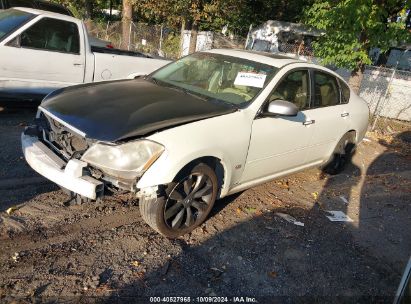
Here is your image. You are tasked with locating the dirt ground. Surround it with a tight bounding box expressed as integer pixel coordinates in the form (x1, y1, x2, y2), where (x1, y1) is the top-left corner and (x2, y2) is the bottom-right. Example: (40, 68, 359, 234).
(0, 104, 410, 303)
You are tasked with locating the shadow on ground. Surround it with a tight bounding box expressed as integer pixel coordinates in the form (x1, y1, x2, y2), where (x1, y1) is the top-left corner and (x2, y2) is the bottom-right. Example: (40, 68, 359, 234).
(102, 132, 411, 303)
(0, 105, 409, 303)
(0, 102, 56, 211)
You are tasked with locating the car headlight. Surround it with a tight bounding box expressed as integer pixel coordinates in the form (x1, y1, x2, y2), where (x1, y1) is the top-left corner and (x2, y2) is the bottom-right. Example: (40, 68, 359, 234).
(81, 140, 164, 179)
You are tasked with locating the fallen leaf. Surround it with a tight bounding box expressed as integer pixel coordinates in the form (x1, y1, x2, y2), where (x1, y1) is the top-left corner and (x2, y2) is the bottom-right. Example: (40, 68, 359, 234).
(311, 192, 319, 200)
(12, 252, 19, 262)
(244, 207, 257, 214)
(268, 271, 277, 278)
(6, 207, 19, 215)
(254, 210, 263, 216)
(130, 261, 141, 267)
(201, 226, 208, 234)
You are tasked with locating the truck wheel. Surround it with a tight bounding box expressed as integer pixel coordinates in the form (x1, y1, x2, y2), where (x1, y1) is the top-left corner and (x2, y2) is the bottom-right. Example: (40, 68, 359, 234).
(139, 163, 218, 238)
(322, 132, 356, 175)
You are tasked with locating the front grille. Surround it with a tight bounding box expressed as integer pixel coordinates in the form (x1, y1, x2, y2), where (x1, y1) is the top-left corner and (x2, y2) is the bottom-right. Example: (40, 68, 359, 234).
(40, 113, 90, 160)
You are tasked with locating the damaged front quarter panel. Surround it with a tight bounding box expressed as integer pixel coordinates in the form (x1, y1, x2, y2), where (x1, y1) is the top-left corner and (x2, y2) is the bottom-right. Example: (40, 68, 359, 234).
(136, 185, 160, 200)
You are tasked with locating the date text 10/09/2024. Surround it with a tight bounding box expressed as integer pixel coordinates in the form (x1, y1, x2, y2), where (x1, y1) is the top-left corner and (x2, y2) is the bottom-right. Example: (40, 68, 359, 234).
(149, 297, 257, 303)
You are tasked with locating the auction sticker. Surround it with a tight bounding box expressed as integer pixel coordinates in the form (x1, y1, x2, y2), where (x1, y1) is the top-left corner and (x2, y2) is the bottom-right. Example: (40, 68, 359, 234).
(234, 72, 267, 88)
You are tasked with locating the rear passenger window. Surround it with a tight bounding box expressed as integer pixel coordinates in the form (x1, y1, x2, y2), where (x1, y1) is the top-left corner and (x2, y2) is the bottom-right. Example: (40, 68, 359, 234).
(313, 72, 340, 107)
(340, 81, 350, 104)
(269, 70, 310, 110)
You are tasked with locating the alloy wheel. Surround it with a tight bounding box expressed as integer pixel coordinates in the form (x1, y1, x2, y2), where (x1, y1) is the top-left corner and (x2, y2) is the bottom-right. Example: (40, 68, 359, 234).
(164, 173, 213, 231)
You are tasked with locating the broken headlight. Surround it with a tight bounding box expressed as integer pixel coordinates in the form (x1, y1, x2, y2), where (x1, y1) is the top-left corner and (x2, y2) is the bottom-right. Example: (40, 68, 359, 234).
(81, 140, 164, 180)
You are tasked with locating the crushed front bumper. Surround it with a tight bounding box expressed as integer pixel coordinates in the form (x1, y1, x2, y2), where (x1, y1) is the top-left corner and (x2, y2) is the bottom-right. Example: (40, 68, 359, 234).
(21, 132, 104, 200)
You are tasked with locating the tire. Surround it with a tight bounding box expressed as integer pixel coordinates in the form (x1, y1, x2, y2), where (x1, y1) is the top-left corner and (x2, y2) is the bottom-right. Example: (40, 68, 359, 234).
(322, 132, 356, 175)
(139, 163, 218, 238)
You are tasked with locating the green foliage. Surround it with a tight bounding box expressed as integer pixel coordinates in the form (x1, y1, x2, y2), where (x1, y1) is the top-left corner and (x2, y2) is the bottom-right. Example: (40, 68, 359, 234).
(134, 0, 241, 31)
(162, 33, 182, 59)
(133, 0, 316, 35)
(304, 0, 411, 70)
(51, 0, 121, 20)
(50, 0, 315, 35)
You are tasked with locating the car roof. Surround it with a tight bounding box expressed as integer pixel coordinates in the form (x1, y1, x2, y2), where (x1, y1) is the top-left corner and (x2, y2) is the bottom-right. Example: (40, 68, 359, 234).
(205, 49, 304, 68)
(13, 7, 78, 22)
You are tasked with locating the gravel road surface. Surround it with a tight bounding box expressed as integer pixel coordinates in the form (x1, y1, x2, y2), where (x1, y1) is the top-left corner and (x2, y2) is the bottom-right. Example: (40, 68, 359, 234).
(0, 104, 410, 303)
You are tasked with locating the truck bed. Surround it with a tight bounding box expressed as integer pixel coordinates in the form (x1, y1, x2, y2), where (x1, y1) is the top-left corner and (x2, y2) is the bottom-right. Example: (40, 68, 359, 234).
(91, 46, 152, 58)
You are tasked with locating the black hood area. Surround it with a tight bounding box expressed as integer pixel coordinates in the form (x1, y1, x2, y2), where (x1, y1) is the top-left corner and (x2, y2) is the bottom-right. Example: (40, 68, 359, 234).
(40, 79, 236, 142)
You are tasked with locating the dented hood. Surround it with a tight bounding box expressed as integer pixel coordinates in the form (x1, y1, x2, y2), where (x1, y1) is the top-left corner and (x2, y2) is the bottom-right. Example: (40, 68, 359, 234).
(40, 79, 236, 142)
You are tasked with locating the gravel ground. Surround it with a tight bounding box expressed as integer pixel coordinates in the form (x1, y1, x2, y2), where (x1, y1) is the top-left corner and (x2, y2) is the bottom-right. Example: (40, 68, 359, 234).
(0, 104, 410, 303)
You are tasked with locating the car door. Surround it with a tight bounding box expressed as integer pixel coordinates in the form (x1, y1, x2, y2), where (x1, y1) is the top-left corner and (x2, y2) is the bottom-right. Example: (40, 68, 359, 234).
(240, 69, 316, 183)
(303, 70, 350, 163)
(0, 16, 84, 96)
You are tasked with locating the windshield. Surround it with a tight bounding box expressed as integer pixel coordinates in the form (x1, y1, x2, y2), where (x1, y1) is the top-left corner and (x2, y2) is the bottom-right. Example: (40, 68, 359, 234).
(151, 53, 278, 107)
(0, 9, 34, 41)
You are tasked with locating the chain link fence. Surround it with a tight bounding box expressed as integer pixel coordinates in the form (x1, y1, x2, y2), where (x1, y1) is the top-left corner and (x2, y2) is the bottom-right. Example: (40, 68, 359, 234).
(212, 32, 247, 50)
(358, 66, 411, 128)
(85, 21, 247, 60)
(85, 21, 181, 59)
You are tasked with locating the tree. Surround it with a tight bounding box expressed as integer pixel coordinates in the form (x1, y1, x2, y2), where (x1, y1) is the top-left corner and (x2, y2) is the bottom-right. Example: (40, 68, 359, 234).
(51, 0, 117, 19)
(304, 0, 411, 92)
(121, 0, 133, 50)
(135, 0, 242, 53)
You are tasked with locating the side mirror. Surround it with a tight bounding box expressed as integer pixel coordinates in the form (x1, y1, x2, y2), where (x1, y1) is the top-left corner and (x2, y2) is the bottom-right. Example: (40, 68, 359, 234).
(264, 99, 298, 117)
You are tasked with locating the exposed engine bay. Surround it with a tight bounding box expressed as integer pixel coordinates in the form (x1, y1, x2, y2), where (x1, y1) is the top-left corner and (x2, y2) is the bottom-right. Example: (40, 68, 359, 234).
(24, 112, 137, 194)
(38, 113, 92, 161)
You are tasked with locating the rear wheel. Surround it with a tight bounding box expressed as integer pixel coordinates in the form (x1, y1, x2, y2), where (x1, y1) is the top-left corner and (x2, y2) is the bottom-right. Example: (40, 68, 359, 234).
(139, 163, 218, 238)
(322, 132, 356, 175)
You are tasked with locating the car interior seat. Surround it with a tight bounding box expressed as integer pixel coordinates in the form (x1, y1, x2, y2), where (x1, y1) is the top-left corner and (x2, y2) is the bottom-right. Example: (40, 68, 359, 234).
(208, 69, 222, 93)
(294, 76, 308, 109)
(319, 83, 337, 106)
(47, 31, 70, 52)
(220, 66, 258, 102)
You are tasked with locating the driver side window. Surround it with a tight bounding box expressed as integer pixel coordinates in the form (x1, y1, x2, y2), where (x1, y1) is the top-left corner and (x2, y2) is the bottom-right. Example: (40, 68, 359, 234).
(269, 70, 309, 110)
(18, 17, 80, 54)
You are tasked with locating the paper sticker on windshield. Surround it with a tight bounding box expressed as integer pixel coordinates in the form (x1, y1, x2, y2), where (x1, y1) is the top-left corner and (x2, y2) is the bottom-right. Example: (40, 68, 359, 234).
(234, 72, 267, 88)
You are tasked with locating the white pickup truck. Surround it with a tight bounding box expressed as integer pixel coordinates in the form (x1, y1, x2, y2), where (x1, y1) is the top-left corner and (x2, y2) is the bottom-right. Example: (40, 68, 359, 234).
(0, 8, 170, 101)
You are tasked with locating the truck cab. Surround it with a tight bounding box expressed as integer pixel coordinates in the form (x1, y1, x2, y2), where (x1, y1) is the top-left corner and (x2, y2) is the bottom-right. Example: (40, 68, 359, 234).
(0, 8, 170, 101)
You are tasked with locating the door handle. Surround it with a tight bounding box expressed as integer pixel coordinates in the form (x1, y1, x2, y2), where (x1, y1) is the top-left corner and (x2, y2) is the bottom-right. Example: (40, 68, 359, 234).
(341, 112, 349, 117)
(303, 120, 315, 126)
(73, 63, 83, 66)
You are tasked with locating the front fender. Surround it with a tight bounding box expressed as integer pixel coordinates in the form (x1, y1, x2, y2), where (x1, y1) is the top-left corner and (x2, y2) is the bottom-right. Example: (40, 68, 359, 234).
(136, 110, 254, 198)
(136, 149, 233, 197)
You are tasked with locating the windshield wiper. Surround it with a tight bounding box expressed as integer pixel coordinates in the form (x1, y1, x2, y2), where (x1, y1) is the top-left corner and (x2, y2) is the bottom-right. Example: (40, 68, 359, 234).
(147, 77, 238, 109)
(206, 97, 239, 109)
(150, 79, 206, 100)
(145, 75, 159, 84)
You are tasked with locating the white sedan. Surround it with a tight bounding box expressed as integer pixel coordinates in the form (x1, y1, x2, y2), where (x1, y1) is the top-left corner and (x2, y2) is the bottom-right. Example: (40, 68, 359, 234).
(22, 49, 369, 237)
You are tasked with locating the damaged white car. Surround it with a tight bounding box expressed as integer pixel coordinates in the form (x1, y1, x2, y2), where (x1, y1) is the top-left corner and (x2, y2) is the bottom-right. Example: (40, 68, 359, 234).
(22, 49, 369, 237)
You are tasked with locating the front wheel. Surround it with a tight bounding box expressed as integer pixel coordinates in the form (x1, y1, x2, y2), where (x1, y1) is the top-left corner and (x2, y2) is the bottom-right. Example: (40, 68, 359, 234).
(139, 163, 218, 238)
